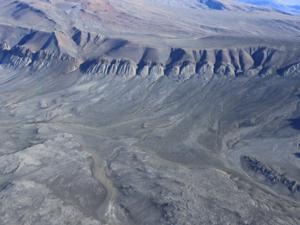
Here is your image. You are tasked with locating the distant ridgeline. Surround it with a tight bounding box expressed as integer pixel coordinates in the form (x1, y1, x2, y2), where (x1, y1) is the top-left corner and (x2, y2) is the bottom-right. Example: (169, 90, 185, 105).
(240, 0, 300, 14)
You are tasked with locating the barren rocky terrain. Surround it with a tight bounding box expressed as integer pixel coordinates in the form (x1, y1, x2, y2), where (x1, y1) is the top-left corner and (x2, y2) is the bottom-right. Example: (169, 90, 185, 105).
(0, 0, 299, 225)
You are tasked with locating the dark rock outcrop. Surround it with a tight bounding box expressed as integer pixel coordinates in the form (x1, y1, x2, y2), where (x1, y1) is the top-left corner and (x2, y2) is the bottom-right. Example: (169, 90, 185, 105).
(241, 155, 300, 195)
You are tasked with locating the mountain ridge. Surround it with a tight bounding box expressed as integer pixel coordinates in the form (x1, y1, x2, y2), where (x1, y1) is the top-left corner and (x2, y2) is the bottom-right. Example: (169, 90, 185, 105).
(1, 24, 300, 81)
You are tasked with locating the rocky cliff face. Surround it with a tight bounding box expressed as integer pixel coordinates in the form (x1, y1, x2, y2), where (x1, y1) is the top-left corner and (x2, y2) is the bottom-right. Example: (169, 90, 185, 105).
(0, 25, 300, 81)
(79, 46, 300, 80)
(0, 27, 79, 73)
(0, 44, 78, 72)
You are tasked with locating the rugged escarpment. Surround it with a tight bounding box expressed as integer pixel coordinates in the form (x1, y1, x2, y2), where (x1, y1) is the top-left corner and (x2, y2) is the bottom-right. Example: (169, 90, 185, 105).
(80, 46, 300, 80)
(0, 44, 77, 72)
(1, 25, 300, 80)
(0, 26, 79, 72)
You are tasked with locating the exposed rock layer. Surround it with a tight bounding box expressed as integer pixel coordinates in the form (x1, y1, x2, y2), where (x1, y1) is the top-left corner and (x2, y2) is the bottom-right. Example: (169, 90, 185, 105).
(1, 26, 300, 79)
(241, 155, 300, 197)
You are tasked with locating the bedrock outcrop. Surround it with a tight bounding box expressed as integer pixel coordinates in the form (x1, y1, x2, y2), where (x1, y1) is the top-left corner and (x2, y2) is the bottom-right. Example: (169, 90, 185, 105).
(80, 46, 300, 80)
(1, 25, 300, 80)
